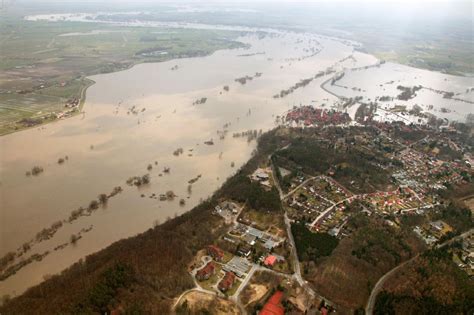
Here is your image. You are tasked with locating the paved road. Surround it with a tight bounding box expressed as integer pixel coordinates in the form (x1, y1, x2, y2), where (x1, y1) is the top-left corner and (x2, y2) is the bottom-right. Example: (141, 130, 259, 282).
(365, 228, 474, 315)
(310, 196, 352, 227)
(365, 254, 418, 315)
(282, 176, 318, 200)
(284, 213, 317, 298)
(437, 228, 473, 249)
(233, 264, 258, 300)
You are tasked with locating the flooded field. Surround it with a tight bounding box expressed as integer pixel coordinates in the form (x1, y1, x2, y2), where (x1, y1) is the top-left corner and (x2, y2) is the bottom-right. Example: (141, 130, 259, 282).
(324, 61, 474, 123)
(1, 17, 472, 297)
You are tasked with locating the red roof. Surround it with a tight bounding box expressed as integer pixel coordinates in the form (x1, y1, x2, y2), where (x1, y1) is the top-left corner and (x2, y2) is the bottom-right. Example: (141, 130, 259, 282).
(207, 245, 224, 260)
(260, 291, 284, 315)
(196, 261, 215, 278)
(264, 255, 277, 266)
(218, 271, 235, 291)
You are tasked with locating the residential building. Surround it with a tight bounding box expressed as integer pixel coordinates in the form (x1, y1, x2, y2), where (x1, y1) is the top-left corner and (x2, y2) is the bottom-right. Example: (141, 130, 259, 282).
(207, 245, 224, 261)
(196, 261, 215, 281)
(218, 271, 236, 292)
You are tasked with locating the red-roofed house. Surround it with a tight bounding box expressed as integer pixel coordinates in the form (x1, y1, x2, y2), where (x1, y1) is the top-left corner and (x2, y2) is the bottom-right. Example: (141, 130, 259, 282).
(196, 261, 215, 281)
(218, 271, 235, 292)
(207, 245, 224, 262)
(264, 255, 277, 267)
(260, 291, 285, 315)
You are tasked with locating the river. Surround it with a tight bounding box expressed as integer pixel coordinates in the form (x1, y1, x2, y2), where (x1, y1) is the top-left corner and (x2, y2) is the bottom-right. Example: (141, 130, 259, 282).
(0, 17, 472, 298)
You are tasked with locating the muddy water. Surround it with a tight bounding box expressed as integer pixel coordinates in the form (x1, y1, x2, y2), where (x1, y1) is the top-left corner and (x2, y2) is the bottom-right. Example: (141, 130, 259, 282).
(3, 16, 472, 296)
(0, 31, 361, 296)
(325, 62, 474, 122)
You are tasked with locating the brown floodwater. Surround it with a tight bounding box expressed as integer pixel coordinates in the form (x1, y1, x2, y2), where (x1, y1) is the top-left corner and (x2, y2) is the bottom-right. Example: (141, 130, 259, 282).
(0, 30, 356, 296)
(2, 20, 471, 297)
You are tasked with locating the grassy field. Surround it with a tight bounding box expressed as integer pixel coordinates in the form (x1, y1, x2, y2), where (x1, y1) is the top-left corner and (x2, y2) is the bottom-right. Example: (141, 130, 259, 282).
(135, 4, 473, 76)
(0, 13, 244, 135)
(356, 30, 474, 76)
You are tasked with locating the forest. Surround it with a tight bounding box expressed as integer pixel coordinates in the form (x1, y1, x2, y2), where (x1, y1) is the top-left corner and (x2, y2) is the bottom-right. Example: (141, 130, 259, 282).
(291, 222, 339, 262)
(375, 247, 474, 315)
(273, 135, 393, 193)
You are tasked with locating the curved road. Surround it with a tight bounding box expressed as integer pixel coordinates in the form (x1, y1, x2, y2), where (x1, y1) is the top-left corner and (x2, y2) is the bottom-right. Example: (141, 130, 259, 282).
(365, 228, 474, 315)
(365, 254, 418, 315)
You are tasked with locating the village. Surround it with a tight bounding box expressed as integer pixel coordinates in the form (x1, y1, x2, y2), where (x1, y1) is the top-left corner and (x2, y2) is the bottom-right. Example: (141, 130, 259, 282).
(173, 105, 473, 314)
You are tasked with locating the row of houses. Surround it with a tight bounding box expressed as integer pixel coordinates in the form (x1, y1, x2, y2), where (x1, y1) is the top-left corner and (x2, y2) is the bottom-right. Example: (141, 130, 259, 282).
(285, 106, 351, 127)
(195, 245, 239, 293)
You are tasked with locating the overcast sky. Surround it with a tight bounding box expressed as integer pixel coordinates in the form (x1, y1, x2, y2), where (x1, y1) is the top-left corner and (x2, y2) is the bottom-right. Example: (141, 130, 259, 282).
(8, 0, 472, 20)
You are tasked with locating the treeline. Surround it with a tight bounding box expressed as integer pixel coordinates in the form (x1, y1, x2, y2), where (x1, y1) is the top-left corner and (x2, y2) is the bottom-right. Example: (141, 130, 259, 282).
(375, 247, 474, 315)
(273, 136, 392, 193)
(349, 214, 413, 266)
(74, 263, 135, 314)
(433, 201, 473, 234)
(221, 174, 281, 212)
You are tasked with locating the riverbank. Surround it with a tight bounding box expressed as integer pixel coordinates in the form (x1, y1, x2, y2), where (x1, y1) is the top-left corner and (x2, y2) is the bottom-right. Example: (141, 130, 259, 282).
(0, 13, 246, 136)
(0, 127, 284, 313)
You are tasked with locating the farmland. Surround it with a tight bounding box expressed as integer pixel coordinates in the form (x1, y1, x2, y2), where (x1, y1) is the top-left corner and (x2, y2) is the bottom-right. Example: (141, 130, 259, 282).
(0, 13, 244, 135)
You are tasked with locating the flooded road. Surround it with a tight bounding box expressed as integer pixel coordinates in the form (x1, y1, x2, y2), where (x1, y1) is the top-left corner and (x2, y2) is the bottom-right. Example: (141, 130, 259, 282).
(1, 19, 472, 297)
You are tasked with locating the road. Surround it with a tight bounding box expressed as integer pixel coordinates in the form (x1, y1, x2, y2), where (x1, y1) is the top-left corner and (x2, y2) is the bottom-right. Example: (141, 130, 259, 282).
(284, 213, 317, 298)
(437, 228, 473, 249)
(365, 228, 474, 315)
(282, 176, 318, 200)
(310, 196, 352, 228)
(270, 155, 285, 199)
(176, 158, 344, 313)
(365, 254, 418, 315)
(232, 264, 258, 303)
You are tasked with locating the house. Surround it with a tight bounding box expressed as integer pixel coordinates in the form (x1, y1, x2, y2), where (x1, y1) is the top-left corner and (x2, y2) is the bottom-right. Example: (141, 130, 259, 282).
(223, 201, 239, 213)
(237, 244, 252, 257)
(260, 290, 285, 315)
(247, 226, 265, 239)
(243, 234, 257, 245)
(428, 220, 452, 239)
(264, 255, 277, 267)
(252, 168, 270, 182)
(263, 238, 278, 250)
(218, 271, 236, 292)
(196, 261, 215, 281)
(207, 245, 224, 261)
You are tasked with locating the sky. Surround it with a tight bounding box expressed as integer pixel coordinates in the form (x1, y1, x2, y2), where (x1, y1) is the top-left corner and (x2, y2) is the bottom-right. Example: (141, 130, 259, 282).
(7, 0, 472, 20)
(13, 0, 474, 3)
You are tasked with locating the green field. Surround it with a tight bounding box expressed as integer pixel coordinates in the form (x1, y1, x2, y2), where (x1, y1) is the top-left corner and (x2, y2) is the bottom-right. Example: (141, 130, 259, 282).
(0, 13, 244, 135)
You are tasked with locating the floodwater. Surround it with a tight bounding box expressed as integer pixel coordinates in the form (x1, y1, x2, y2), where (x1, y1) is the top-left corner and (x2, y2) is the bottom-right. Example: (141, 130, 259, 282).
(325, 62, 474, 122)
(1, 18, 472, 298)
(0, 28, 357, 297)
